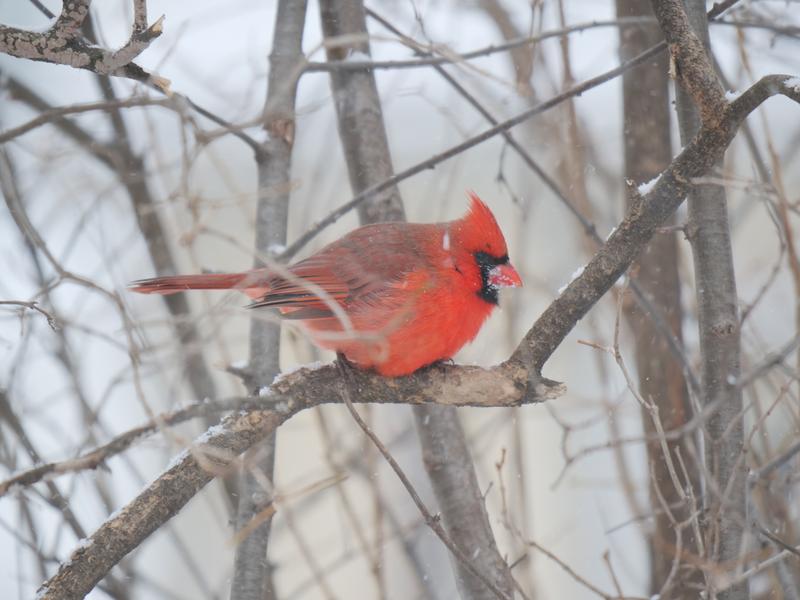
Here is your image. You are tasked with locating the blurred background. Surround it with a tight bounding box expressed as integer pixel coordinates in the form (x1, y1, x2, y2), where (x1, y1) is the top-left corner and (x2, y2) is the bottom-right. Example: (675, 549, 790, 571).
(1, 0, 799, 598)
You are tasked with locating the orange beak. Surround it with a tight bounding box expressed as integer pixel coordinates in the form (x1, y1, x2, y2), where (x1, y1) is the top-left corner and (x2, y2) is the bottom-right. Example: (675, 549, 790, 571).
(488, 263, 523, 289)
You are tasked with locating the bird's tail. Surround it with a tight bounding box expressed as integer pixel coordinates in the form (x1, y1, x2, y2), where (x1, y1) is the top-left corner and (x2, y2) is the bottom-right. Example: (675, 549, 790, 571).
(129, 272, 254, 296)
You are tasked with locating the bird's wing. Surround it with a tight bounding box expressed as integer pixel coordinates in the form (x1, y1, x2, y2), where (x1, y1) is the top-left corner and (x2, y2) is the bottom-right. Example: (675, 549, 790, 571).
(248, 224, 433, 320)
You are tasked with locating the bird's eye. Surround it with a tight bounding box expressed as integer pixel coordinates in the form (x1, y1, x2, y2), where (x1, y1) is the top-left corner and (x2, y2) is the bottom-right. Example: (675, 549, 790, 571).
(474, 251, 509, 267)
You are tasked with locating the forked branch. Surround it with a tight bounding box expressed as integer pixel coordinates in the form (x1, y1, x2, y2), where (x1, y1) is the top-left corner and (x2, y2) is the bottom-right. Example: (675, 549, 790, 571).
(0, 0, 168, 90)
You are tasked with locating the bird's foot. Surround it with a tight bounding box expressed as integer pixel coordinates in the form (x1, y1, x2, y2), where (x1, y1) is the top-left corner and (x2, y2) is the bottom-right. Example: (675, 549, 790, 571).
(335, 352, 362, 381)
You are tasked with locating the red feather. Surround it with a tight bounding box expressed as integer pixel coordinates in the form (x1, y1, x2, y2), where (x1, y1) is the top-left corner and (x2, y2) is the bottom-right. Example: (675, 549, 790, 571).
(130, 194, 522, 376)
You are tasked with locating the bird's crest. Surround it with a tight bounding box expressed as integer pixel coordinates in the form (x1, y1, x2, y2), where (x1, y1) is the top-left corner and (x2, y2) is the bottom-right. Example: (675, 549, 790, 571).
(456, 192, 509, 259)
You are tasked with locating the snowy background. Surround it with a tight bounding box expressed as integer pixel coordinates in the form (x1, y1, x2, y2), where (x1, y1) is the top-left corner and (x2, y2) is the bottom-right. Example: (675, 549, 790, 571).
(1, 0, 799, 598)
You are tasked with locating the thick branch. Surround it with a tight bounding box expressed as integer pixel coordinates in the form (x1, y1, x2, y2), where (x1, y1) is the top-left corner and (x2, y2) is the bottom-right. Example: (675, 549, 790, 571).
(230, 2, 308, 599)
(656, 0, 745, 597)
(651, 0, 727, 124)
(318, 0, 404, 222)
(511, 74, 800, 372)
(319, 2, 513, 595)
(616, 1, 702, 595)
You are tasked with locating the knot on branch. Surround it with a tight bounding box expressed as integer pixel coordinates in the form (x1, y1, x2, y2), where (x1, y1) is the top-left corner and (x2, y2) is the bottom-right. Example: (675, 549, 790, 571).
(709, 320, 737, 337)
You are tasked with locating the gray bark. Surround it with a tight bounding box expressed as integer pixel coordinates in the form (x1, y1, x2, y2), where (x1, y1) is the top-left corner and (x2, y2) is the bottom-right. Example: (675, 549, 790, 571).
(413, 405, 514, 599)
(230, 2, 308, 599)
(616, 1, 702, 596)
(319, 2, 514, 598)
(318, 0, 404, 224)
(656, 0, 747, 597)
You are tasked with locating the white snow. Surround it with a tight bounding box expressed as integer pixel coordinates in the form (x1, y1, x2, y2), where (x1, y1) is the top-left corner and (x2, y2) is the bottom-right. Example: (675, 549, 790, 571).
(724, 89, 741, 101)
(442, 230, 450, 251)
(56, 535, 98, 571)
(195, 424, 226, 444)
(271, 361, 324, 387)
(558, 265, 585, 294)
(165, 448, 191, 470)
(784, 77, 800, 94)
(605, 226, 617, 241)
(637, 175, 660, 196)
(267, 243, 286, 256)
(75, 537, 94, 551)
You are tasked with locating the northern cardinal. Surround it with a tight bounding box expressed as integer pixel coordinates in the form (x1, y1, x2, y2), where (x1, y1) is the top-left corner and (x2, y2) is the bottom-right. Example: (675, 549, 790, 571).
(130, 193, 522, 376)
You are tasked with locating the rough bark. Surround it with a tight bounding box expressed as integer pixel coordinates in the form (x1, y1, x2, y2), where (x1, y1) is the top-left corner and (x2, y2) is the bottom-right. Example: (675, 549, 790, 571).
(230, 2, 308, 599)
(0, 0, 166, 88)
(651, 1, 746, 598)
(318, 0, 404, 224)
(616, 1, 702, 596)
(319, 2, 514, 598)
(414, 405, 514, 599)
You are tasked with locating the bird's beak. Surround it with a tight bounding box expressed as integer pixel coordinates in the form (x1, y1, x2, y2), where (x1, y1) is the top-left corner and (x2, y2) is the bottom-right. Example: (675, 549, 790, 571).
(488, 263, 523, 288)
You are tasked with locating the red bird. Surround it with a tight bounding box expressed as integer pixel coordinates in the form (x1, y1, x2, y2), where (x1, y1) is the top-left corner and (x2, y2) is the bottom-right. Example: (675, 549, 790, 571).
(130, 193, 522, 376)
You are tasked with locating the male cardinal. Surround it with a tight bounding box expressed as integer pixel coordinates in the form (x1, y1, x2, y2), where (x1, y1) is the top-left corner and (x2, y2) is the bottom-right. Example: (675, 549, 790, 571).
(130, 193, 522, 376)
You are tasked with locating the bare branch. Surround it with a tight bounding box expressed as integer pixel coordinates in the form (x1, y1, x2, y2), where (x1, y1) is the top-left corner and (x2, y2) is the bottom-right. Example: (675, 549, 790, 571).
(280, 39, 665, 261)
(654, 1, 747, 597)
(0, 300, 58, 330)
(0, 96, 170, 144)
(0, 0, 167, 88)
(511, 72, 800, 372)
(0, 397, 242, 497)
(305, 18, 656, 72)
(281, 0, 745, 259)
(230, 2, 308, 598)
(35, 361, 561, 599)
(652, 0, 727, 124)
(337, 361, 514, 600)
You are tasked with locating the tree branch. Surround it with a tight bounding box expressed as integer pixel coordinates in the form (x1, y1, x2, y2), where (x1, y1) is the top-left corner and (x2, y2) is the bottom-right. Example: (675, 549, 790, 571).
(510, 73, 800, 372)
(230, 2, 308, 599)
(652, 1, 746, 597)
(616, 0, 703, 594)
(0, 397, 242, 497)
(0, 95, 170, 144)
(0, 0, 167, 89)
